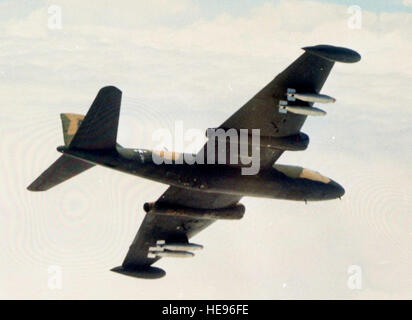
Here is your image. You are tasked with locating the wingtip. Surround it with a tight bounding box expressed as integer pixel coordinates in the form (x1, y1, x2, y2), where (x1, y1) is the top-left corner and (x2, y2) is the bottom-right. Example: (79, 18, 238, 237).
(99, 85, 122, 95)
(302, 44, 361, 63)
(111, 266, 166, 279)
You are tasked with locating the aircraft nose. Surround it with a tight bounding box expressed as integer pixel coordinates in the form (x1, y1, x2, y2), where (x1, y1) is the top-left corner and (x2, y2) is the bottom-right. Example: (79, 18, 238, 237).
(328, 180, 345, 199)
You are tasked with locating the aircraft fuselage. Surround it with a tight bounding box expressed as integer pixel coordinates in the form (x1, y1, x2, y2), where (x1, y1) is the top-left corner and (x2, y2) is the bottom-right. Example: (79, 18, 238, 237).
(58, 146, 344, 202)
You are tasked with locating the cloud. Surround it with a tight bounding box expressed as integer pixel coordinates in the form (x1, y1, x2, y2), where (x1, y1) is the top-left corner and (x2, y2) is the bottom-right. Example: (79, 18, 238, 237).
(1, 0, 197, 37)
(403, 0, 412, 7)
(0, 0, 411, 299)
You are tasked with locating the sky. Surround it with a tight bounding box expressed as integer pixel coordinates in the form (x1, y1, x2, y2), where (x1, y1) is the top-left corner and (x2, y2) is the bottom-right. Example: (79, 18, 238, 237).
(0, 0, 411, 299)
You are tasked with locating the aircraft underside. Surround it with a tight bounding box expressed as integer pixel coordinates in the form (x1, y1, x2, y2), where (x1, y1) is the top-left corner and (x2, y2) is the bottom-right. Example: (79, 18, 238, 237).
(59, 146, 345, 202)
(27, 44, 360, 279)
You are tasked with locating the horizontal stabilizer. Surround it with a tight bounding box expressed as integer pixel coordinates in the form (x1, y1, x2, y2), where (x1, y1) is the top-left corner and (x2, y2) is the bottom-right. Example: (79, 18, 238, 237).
(27, 155, 94, 191)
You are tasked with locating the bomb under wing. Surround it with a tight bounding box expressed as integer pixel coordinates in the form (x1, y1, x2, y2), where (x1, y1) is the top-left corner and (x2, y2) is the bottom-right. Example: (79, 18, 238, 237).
(148, 250, 195, 258)
(285, 105, 327, 116)
(288, 92, 336, 104)
(161, 243, 203, 251)
(147, 240, 202, 258)
(151, 240, 203, 252)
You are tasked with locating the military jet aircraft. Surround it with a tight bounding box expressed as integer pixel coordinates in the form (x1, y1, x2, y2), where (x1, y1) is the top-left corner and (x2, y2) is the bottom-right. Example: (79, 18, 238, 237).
(28, 45, 361, 279)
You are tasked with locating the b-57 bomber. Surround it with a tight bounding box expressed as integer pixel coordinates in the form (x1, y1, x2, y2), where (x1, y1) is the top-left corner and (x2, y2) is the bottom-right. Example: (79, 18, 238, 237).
(28, 44, 361, 279)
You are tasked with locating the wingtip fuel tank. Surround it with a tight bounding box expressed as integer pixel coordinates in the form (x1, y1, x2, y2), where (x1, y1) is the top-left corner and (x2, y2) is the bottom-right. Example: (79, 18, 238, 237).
(111, 266, 166, 279)
(302, 44, 361, 63)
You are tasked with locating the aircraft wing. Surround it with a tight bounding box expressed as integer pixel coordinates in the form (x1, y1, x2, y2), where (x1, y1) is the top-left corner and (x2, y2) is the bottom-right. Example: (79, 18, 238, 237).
(113, 45, 360, 278)
(216, 44, 360, 167)
(116, 187, 242, 276)
(217, 53, 329, 167)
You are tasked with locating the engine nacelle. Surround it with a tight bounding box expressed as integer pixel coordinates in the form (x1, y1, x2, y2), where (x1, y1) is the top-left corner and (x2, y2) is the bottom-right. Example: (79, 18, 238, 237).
(144, 202, 245, 220)
(205, 128, 309, 151)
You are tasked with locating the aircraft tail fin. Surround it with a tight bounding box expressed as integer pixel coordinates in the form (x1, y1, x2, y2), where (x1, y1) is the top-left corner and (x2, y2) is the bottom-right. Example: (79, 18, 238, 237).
(27, 86, 122, 191)
(68, 86, 122, 150)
